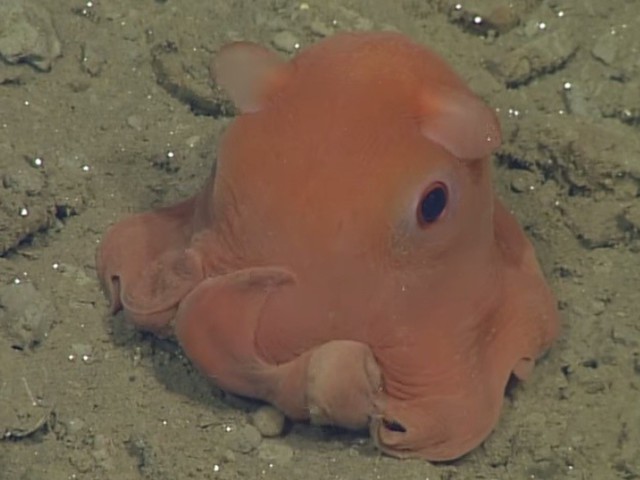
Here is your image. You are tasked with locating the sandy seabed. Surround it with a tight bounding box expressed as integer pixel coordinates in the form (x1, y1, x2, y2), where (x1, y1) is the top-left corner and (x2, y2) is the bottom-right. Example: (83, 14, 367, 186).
(1, 1, 638, 479)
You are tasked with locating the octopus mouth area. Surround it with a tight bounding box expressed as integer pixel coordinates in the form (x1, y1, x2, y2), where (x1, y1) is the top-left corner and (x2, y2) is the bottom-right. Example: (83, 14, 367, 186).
(369, 412, 458, 461)
(381, 417, 407, 432)
(369, 416, 416, 459)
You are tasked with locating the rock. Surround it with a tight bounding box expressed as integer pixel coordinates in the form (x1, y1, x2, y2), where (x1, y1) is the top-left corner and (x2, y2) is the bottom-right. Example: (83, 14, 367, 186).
(0, 119, 53, 257)
(271, 31, 300, 53)
(596, 80, 640, 126)
(490, 31, 577, 87)
(250, 405, 285, 437)
(70, 343, 95, 364)
(591, 31, 618, 66)
(257, 441, 294, 464)
(0, 0, 62, 72)
(80, 40, 107, 77)
(2, 162, 45, 194)
(151, 41, 233, 116)
(0, 281, 55, 349)
(562, 197, 627, 249)
(448, 1, 523, 35)
(92, 434, 115, 471)
(309, 20, 334, 37)
(0, 61, 30, 84)
(622, 203, 640, 232)
(224, 424, 262, 454)
(509, 170, 539, 193)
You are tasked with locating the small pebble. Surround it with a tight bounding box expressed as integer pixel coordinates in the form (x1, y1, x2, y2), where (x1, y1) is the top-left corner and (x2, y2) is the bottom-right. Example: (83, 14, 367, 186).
(0, 282, 55, 349)
(257, 441, 294, 464)
(309, 20, 333, 37)
(225, 424, 262, 453)
(80, 41, 107, 76)
(591, 32, 618, 66)
(66, 418, 86, 435)
(221, 449, 236, 463)
(185, 135, 201, 148)
(510, 171, 538, 193)
(70, 343, 96, 364)
(486, 5, 519, 33)
(623, 203, 640, 230)
(272, 31, 300, 53)
(127, 115, 144, 131)
(251, 405, 285, 437)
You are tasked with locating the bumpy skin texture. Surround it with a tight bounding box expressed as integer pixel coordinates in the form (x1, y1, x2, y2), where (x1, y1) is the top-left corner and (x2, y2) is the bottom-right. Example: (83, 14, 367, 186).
(96, 32, 559, 461)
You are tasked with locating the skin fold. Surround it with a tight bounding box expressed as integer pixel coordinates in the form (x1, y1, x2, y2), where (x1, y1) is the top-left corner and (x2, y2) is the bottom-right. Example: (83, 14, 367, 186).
(96, 31, 559, 461)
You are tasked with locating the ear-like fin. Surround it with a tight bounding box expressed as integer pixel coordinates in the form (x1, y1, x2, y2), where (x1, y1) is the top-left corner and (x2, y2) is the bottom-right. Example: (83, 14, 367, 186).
(418, 87, 501, 160)
(212, 41, 291, 113)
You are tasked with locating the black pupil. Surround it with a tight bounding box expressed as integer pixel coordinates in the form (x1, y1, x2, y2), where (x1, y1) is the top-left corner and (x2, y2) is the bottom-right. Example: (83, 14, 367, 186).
(419, 185, 447, 224)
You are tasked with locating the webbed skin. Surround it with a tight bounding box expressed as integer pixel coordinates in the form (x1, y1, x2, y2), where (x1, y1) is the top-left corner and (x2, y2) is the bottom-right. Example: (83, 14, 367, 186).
(97, 32, 559, 460)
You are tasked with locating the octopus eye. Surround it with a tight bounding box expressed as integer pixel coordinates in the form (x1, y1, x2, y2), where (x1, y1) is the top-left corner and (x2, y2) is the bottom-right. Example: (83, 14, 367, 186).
(418, 183, 448, 226)
(382, 418, 407, 433)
